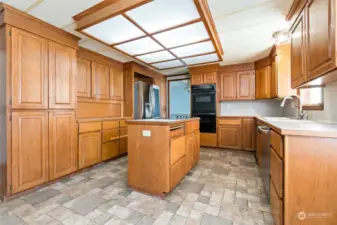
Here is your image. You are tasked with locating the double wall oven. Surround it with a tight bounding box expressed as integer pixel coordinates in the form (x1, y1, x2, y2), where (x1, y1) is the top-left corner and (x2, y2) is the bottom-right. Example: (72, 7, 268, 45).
(191, 84, 216, 133)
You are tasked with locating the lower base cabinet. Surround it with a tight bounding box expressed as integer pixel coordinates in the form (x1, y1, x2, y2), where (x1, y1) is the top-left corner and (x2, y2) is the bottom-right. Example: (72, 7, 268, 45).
(186, 130, 200, 171)
(79, 132, 102, 169)
(49, 111, 77, 180)
(120, 137, 128, 154)
(102, 140, 119, 161)
(11, 111, 49, 194)
(200, 133, 217, 147)
(217, 118, 255, 151)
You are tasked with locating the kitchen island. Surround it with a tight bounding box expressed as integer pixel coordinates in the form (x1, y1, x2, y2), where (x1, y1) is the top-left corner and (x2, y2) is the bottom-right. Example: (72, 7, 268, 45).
(126, 118, 200, 196)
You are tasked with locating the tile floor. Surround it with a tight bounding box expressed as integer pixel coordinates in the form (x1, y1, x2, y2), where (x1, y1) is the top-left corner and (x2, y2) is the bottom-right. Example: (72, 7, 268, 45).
(0, 148, 274, 225)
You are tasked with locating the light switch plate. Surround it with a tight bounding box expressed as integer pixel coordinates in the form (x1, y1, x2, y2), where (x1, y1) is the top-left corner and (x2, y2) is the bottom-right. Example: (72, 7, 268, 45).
(142, 130, 151, 137)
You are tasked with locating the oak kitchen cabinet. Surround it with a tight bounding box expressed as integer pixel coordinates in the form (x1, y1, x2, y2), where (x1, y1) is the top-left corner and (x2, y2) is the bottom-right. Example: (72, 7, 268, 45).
(289, 0, 337, 87)
(218, 117, 256, 151)
(49, 111, 77, 180)
(186, 121, 200, 171)
(49, 41, 76, 109)
(255, 65, 271, 99)
(11, 27, 49, 110)
(220, 72, 236, 100)
(191, 72, 217, 85)
(79, 131, 102, 169)
(92, 62, 110, 100)
(1, 5, 80, 197)
(110, 67, 123, 100)
(11, 111, 49, 194)
(218, 118, 242, 149)
(77, 58, 91, 98)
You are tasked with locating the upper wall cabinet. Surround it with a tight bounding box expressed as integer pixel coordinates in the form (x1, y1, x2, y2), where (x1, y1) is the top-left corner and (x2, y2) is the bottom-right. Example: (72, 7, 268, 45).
(92, 62, 110, 100)
(189, 64, 219, 86)
(290, 0, 337, 87)
(220, 72, 237, 100)
(255, 66, 271, 99)
(237, 71, 255, 100)
(110, 67, 123, 100)
(11, 27, 48, 109)
(77, 58, 92, 98)
(49, 41, 76, 109)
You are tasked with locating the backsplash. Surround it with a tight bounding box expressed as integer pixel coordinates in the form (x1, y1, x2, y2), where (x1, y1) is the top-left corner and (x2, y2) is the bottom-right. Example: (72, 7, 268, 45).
(220, 99, 291, 117)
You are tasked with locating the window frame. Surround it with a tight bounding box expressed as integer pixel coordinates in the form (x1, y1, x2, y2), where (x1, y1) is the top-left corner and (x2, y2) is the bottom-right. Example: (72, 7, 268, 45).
(297, 85, 324, 111)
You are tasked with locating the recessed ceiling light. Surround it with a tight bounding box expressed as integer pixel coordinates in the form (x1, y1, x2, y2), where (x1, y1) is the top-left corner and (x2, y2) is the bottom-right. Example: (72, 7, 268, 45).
(182, 53, 219, 65)
(83, 15, 145, 44)
(153, 22, 209, 48)
(171, 41, 215, 58)
(136, 51, 176, 64)
(115, 37, 164, 56)
(152, 60, 184, 69)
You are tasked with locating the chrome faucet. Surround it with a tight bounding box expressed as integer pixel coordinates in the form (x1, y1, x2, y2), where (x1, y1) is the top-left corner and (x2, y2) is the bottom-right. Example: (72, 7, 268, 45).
(280, 95, 306, 119)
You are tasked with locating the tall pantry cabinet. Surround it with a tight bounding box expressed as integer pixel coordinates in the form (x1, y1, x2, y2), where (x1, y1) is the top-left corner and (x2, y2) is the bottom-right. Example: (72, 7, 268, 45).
(0, 4, 80, 198)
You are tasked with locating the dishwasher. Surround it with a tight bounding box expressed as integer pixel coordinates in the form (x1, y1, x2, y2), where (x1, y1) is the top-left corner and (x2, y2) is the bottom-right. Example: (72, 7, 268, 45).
(257, 125, 271, 197)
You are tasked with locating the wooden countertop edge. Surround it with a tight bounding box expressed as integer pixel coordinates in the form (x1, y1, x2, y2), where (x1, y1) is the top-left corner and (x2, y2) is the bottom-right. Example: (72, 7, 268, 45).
(77, 117, 132, 123)
(126, 118, 200, 125)
(217, 116, 256, 118)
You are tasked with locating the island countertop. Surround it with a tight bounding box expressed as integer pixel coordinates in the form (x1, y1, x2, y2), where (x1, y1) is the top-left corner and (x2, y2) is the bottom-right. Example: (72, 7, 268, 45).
(126, 117, 200, 125)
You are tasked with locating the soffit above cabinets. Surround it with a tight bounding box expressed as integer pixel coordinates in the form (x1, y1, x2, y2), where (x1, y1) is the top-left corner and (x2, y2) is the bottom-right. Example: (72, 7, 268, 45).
(73, 0, 223, 71)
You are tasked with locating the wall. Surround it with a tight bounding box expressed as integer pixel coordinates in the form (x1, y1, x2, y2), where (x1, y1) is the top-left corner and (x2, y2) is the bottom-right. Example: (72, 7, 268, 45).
(220, 99, 287, 117)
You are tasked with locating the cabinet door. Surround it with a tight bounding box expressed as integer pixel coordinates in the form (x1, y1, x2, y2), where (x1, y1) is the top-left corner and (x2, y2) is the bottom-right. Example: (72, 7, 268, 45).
(242, 119, 255, 151)
(79, 132, 102, 169)
(306, 0, 336, 80)
(11, 27, 48, 109)
(290, 10, 307, 88)
(270, 58, 278, 98)
(186, 133, 194, 171)
(77, 58, 91, 98)
(49, 41, 76, 109)
(92, 62, 110, 99)
(237, 71, 255, 100)
(110, 67, 123, 100)
(191, 74, 204, 85)
(218, 125, 242, 149)
(12, 111, 49, 194)
(255, 66, 271, 99)
(102, 140, 120, 160)
(49, 111, 77, 180)
(120, 137, 128, 154)
(220, 72, 236, 100)
(204, 72, 217, 84)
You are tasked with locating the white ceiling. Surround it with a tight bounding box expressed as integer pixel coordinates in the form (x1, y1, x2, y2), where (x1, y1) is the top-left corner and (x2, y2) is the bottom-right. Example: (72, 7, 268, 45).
(0, 0, 293, 74)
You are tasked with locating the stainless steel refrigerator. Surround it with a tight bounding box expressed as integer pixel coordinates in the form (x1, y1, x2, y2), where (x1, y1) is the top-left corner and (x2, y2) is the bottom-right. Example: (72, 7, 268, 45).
(134, 81, 161, 119)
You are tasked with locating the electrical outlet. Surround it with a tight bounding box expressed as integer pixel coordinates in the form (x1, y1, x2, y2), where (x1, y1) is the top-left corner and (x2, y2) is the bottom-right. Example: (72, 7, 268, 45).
(142, 130, 151, 137)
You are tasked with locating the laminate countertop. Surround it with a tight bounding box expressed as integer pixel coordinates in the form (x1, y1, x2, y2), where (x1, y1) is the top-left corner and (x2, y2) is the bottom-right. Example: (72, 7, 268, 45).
(257, 117, 337, 138)
(126, 118, 200, 126)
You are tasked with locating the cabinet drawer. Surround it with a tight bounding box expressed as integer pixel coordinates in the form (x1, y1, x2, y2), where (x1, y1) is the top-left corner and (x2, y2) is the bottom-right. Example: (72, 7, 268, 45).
(102, 128, 119, 143)
(120, 120, 127, 127)
(79, 122, 101, 133)
(270, 180, 283, 225)
(102, 140, 119, 161)
(170, 126, 184, 139)
(120, 127, 128, 137)
(171, 156, 186, 189)
(185, 121, 199, 134)
(170, 136, 186, 165)
(270, 147, 283, 198)
(102, 120, 119, 130)
(270, 130, 283, 158)
(218, 118, 242, 126)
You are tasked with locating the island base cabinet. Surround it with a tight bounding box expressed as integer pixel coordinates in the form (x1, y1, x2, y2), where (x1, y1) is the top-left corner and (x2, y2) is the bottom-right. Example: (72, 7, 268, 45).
(170, 156, 186, 189)
(79, 132, 102, 169)
(11, 111, 49, 194)
(102, 140, 119, 161)
(49, 111, 77, 180)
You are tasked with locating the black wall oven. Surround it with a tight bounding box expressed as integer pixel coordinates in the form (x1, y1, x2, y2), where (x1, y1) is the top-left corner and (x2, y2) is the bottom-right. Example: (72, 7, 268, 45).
(191, 84, 216, 133)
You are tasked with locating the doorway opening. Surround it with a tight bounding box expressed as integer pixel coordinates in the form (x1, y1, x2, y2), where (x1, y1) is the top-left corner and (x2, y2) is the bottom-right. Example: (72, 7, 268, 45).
(168, 79, 191, 119)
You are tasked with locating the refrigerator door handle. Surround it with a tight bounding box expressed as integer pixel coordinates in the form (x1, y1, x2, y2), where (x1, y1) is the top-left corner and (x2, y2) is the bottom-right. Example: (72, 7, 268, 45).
(140, 85, 144, 119)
